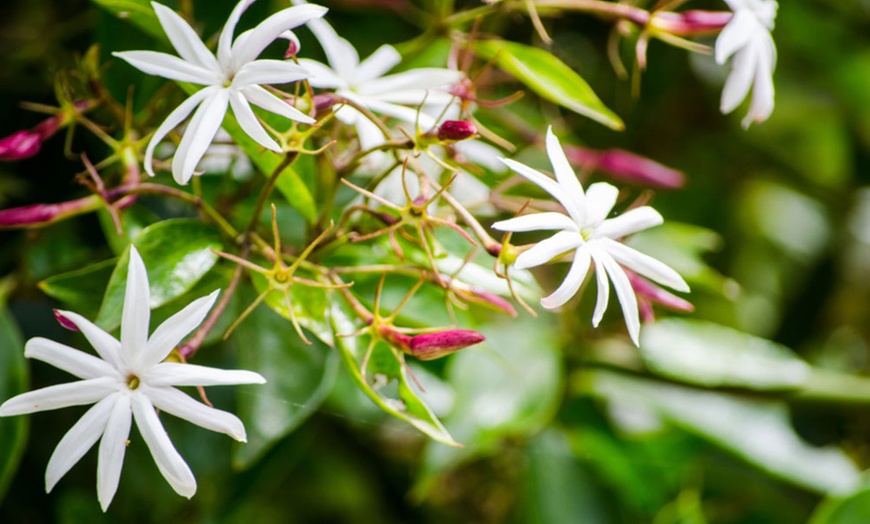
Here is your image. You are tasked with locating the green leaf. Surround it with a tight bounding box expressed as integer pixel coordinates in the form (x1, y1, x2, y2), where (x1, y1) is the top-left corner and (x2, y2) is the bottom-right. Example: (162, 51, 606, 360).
(91, 0, 163, 40)
(583, 370, 861, 495)
(251, 273, 335, 346)
(95, 219, 223, 331)
(811, 486, 870, 524)
(232, 286, 340, 468)
(640, 319, 811, 390)
(0, 291, 28, 501)
(39, 258, 118, 318)
(330, 302, 457, 446)
(474, 39, 623, 130)
(98, 204, 159, 255)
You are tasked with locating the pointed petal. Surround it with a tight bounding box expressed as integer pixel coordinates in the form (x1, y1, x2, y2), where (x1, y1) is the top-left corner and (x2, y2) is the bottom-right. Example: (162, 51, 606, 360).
(492, 212, 578, 233)
(0, 377, 118, 416)
(601, 238, 690, 292)
(241, 85, 315, 124)
(145, 363, 265, 387)
(720, 47, 756, 114)
(230, 4, 328, 70)
(229, 92, 282, 153)
(545, 127, 587, 224)
(46, 394, 115, 493)
(596, 206, 663, 240)
(151, 2, 219, 71)
(142, 384, 248, 441)
(232, 59, 310, 88)
(714, 10, 755, 64)
(594, 249, 641, 345)
(356, 45, 402, 83)
(357, 69, 462, 95)
(112, 51, 218, 85)
(304, 16, 359, 79)
(217, 0, 256, 69)
(515, 231, 583, 270)
(540, 244, 592, 309)
(144, 87, 214, 177)
(500, 157, 584, 223)
(361, 98, 437, 128)
(143, 290, 219, 368)
(53, 311, 122, 369)
(131, 393, 197, 497)
(121, 246, 151, 369)
(97, 393, 132, 512)
(743, 37, 776, 127)
(294, 59, 348, 89)
(589, 246, 611, 327)
(24, 337, 119, 380)
(585, 182, 619, 226)
(172, 89, 230, 185)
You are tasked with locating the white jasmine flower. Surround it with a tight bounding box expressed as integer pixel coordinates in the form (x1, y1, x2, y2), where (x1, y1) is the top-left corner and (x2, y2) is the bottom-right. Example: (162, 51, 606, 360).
(294, 9, 461, 152)
(715, 0, 777, 128)
(492, 127, 689, 345)
(0, 246, 265, 511)
(113, 0, 327, 185)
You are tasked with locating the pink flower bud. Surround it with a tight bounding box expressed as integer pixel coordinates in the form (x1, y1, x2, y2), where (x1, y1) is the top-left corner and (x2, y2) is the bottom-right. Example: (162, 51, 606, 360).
(437, 120, 477, 142)
(627, 271, 694, 313)
(0, 195, 102, 228)
(53, 310, 80, 331)
(284, 40, 300, 58)
(0, 130, 43, 161)
(650, 10, 733, 36)
(446, 277, 517, 316)
(565, 145, 685, 189)
(407, 329, 486, 360)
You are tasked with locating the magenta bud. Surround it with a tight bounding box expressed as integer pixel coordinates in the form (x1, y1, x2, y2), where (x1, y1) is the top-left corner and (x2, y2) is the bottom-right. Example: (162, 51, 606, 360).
(53, 309, 80, 331)
(627, 271, 694, 313)
(447, 278, 517, 317)
(284, 40, 300, 58)
(0, 195, 102, 229)
(0, 130, 43, 161)
(437, 120, 477, 142)
(650, 10, 732, 36)
(407, 329, 486, 360)
(565, 145, 685, 189)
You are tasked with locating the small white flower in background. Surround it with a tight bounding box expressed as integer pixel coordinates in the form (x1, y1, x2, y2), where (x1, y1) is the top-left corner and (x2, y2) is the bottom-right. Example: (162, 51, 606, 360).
(293, 5, 462, 153)
(492, 127, 689, 345)
(0, 246, 265, 511)
(715, 0, 777, 128)
(113, 0, 327, 185)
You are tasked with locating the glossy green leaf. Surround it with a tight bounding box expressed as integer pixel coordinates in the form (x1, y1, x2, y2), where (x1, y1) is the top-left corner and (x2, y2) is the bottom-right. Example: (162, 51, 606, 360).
(0, 298, 28, 501)
(583, 370, 861, 495)
(98, 204, 159, 255)
(232, 286, 339, 468)
(251, 273, 335, 346)
(640, 319, 811, 390)
(330, 302, 457, 446)
(91, 0, 163, 40)
(95, 219, 223, 330)
(39, 258, 117, 318)
(474, 39, 623, 130)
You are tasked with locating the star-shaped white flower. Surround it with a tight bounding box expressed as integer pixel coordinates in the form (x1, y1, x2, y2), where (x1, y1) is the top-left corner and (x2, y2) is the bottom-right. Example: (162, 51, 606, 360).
(0, 246, 265, 511)
(113, 0, 327, 185)
(715, 0, 777, 128)
(294, 11, 461, 153)
(492, 127, 689, 345)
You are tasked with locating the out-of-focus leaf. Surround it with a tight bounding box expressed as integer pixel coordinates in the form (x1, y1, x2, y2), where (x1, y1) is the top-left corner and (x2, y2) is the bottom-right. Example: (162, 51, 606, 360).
(640, 319, 811, 390)
(95, 219, 223, 330)
(0, 295, 27, 501)
(474, 39, 624, 130)
(251, 273, 334, 346)
(583, 370, 861, 495)
(811, 486, 870, 524)
(91, 0, 163, 40)
(330, 302, 457, 446)
(39, 258, 117, 318)
(232, 286, 339, 468)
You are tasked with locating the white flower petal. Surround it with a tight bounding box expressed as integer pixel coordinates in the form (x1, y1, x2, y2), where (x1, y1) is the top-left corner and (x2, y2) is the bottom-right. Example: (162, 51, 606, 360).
(217, 0, 255, 70)
(241, 85, 315, 124)
(45, 394, 115, 493)
(53, 311, 122, 369)
(294, 59, 348, 89)
(515, 230, 583, 270)
(131, 393, 197, 498)
(0, 377, 119, 416)
(97, 393, 132, 512)
(715, 10, 756, 64)
(601, 238, 690, 292)
(232, 59, 310, 88)
(500, 158, 581, 223)
(545, 127, 587, 223)
(145, 363, 266, 387)
(143, 384, 249, 441)
(172, 88, 230, 185)
(720, 46, 756, 114)
(492, 212, 578, 233)
(304, 16, 360, 79)
(594, 249, 641, 345)
(540, 244, 592, 309)
(596, 206, 663, 240)
(143, 87, 215, 177)
(585, 182, 619, 226)
(229, 91, 282, 153)
(355, 45, 402, 83)
(121, 246, 152, 369)
(589, 246, 611, 327)
(112, 51, 218, 85)
(24, 337, 118, 380)
(743, 37, 776, 128)
(230, 4, 328, 71)
(362, 98, 437, 128)
(357, 69, 461, 96)
(143, 290, 220, 368)
(151, 2, 219, 71)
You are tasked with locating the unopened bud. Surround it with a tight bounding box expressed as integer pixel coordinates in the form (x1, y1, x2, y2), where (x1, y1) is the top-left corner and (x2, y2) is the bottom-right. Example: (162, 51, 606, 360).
(627, 271, 694, 313)
(407, 329, 485, 360)
(53, 310, 80, 331)
(0, 130, 43, 161)
(0, 195, 102, 229)
(565, 145, 685, 189)
(446, 277, 517, 316)
(437, 120, 477, 142)
(649, 10, 733, 37)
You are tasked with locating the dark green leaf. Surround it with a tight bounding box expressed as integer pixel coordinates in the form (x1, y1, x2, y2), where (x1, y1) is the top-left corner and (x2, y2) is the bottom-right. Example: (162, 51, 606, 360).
(0, 293, 28, 501)
(39, 258, 117, 318)
(91, 0, 163, 40)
